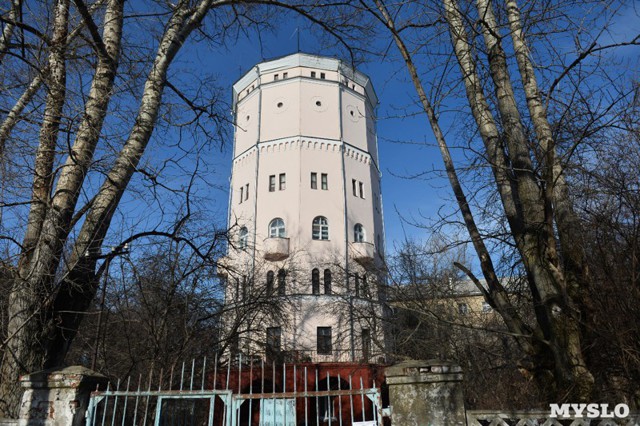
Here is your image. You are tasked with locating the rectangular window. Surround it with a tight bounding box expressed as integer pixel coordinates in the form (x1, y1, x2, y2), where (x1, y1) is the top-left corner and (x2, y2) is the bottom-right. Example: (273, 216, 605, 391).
(279, 173, 286, 190)
(320, 72, 326, 79)
(317, 327, 332, 355)
(269, 175, 276, 192)
(311, 71, 316, 78)
(359, 182, 364, 198)
(458, 303, 469, 315)
(310, 172, 317, 189)
(245, 183, 249, 201)
(266, 327, 282, 355)
(361, 328, 371, 361)
(321, 173, 328, 190)
(239, 186, 244, 203)
(274, 74, 279, 81)
(352, 179, 357, 196)
(283, 72, 288, 79)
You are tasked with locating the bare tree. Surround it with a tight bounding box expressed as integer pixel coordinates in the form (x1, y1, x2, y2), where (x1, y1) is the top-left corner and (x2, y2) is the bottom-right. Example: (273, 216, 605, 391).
(355, 0, 639, 402)
(0, 0, 245, 415)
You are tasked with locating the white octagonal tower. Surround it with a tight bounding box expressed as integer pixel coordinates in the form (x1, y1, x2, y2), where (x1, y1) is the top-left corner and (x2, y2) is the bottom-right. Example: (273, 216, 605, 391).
(219, 53, 386, 363)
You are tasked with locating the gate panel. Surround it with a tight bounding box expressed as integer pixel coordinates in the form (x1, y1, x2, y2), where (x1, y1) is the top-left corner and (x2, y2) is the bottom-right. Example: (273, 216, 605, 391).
(86, 357, 388, 426)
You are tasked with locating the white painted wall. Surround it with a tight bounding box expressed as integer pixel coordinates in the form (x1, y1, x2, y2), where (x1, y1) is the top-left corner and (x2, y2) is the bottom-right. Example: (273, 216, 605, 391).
(222, 53, 386, 362)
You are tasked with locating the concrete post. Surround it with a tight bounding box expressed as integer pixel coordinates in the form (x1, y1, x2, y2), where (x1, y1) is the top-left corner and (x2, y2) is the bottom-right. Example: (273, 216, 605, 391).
(18, 366, 108, 426)
(385, 360, 466, 426)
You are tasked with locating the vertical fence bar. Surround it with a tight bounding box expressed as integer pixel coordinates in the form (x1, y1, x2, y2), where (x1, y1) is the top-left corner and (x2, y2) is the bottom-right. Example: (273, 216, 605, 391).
(110, 379, 120, 426)
(327, 372, 332, 426)
(272, 360, 276, 426)
(201, 356, 207, 391)
(337, 373, 343, 426)
(349, 375, 355, 424)
(248, 358, 253, 426)
(285, 363, 289, 426)
(190, 358, 195, 391)
(120, 377, 131, 426)
(180, 361, 185, 392)
(304, 366, 308, 425)
(101, 382, 110, 426)
(132, 374, 142, 426)
(315, 368, 320, 426)
(142, 368, 153, 426)
(359, 377, 365, 423)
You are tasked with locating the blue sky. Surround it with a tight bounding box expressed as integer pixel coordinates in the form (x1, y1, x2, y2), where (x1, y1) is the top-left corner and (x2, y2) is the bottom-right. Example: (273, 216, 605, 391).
(147, 2, 638, 257)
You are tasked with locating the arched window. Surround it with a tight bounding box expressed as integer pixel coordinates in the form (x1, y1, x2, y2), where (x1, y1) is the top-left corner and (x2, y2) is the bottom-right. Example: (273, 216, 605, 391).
(354, 224, 365, 242)
(312, 268, 320, 295)
(269, 218, 286, 238)
(238, 226, 248, 249)
(266, 271, 274, 294)
(324, 269, 332, 294)
(277, 269, 286, 295)
(312, 216, 329, 240)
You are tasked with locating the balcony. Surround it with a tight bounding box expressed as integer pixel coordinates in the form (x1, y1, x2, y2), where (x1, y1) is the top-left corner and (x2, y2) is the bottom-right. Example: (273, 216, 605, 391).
(349, 242, 375, 266)
(263, 237, 290, 261)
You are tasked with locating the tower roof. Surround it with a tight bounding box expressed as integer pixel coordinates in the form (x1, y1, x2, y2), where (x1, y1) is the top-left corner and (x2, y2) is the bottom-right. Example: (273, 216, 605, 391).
(232, 53, 378, 109)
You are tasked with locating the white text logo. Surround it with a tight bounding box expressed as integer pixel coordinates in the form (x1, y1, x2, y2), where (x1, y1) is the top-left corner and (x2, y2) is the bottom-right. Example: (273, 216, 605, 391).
(549, 403, 629, 419)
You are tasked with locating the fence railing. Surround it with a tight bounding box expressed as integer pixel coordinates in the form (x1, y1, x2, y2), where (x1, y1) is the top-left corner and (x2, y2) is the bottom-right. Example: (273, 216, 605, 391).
(86, 355, 386, 426)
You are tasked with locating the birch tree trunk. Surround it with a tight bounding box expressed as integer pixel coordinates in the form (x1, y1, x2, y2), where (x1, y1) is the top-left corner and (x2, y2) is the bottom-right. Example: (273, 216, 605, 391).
(444, 0, 594, 400)
(0, 0, 221, 417)
(0, 0, 70, 416)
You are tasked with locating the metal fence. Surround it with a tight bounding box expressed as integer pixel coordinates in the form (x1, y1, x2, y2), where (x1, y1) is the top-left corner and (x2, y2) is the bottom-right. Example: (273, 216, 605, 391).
(86, 356, 386, 426)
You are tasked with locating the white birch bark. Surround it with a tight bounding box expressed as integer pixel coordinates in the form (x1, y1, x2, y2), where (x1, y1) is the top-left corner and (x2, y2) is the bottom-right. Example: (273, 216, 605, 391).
(0, 0, 21, 64)
(0, 0, 124, 415)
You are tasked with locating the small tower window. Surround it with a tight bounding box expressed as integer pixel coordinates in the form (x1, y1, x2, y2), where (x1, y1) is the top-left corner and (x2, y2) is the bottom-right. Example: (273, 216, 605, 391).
(321, 173, 328, 190)
(311, 71, 316, 78)
(283, 72, 288, 79)
(352, 179, 357, 196)
(279, 173, 286, 190)
(277, 102, 284, 108)
(312, 268, 320, 295)
(310, 172, 317, 189)
(315, 100, 322, 107)
(245, 183, 249, 201)
(320, 72, 326, 79)
(266, 271, 274, 294)
(312, 216, 329, 240)
(269, 218, 286, 238)
(239, 186, 244, 204)
(354, 224, 365, 242)
(238, 227, 248, 249)
(274, 74, 279, 81)
(359, 182, 365, 198)
(277, 269, 286, 295)
(317, 327, 332, 354)
(324, 269, 332, 294)
(269, 175, 276, 192)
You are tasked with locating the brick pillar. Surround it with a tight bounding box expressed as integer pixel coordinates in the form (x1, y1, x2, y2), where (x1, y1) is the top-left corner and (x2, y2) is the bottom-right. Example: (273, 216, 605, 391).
(18, 366, 108, 426)
(385, 360, 466, 426)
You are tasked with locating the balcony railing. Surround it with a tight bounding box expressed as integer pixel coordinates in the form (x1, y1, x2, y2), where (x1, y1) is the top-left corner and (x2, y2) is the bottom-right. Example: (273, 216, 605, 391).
(263, 237, 290, 261)
(349, 242, 375, 266)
